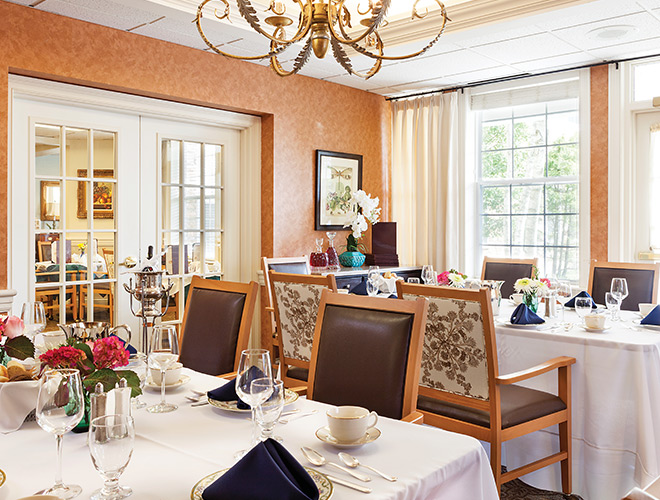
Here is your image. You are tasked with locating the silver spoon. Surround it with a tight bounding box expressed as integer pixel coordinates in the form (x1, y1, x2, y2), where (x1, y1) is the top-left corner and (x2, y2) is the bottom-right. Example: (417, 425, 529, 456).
(301, 447, 371, 482)
(279, 409, 317, 424)
(338, 452, 397, 482)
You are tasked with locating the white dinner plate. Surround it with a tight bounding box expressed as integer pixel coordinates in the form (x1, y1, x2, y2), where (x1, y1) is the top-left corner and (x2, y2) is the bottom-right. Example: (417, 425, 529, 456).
(190, 467, 333, 500)
(499, 321, 545, 330)
(208, 388, 299, 412)
(580, 325, 610, 333)
(145, 374, 191, 389)
(633, 320, 660, 331)
(315, 426, 381, 448)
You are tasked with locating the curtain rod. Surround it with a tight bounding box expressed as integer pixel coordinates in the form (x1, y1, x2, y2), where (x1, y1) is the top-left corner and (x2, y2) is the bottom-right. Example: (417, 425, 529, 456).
(385, 51, 660, 101)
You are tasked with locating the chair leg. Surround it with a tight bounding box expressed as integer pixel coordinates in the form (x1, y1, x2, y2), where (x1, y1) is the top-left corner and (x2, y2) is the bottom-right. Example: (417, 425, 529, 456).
(559, 420, 572, 493)
(490, 437, 502, 496)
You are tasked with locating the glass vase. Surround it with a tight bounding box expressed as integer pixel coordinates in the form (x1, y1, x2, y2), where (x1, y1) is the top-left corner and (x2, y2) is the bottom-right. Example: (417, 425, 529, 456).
(523, 293, 539, 313)
(72, 390, 91, 434)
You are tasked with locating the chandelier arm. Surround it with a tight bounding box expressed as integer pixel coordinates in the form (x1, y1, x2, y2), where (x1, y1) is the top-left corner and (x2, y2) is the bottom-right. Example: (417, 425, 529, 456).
(235, 0, 314, 44)
(326, 0, 391, 46)
(330, 34, 382, 79)
(270, 37, 313, 76)
(350, 5, 447, 61)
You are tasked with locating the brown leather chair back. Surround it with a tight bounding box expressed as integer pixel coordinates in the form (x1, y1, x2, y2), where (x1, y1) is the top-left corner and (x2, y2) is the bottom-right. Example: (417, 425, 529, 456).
(482, 259, 536, 299)
(268, 261, 309, 274)
(590, 264, 659, 311)
(179, 277, 258, 376)
(307, 292, 427, 420)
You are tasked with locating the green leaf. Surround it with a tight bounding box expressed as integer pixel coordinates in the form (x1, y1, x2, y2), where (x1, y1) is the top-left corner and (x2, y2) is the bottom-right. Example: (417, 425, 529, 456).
(73, 341, 93, 361)
(114, 370, 142, 398)
(83, 368, 119, 393)
(4, 336, 35, 360)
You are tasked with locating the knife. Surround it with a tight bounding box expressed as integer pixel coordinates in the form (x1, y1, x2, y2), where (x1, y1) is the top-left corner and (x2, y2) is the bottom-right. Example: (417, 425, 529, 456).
(326, 474, 372, 493)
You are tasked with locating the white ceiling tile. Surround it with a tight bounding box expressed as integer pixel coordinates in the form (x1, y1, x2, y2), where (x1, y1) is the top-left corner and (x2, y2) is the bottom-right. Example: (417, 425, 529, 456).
(470, 33, 581, 64)
(4, 0, 35, 6)
(587, 36, 660, 60)
(323, 73, 387, 91)
(37, 0, 159, 30)
(530, 0, 644, 31)
(511, 51, 601, 72)
(552, 12, 660, 50)
(296, 55, 347, 79)
(450, 23, 545, 49)
(132, 18, 209, 50)
(444, 65, 523, 86)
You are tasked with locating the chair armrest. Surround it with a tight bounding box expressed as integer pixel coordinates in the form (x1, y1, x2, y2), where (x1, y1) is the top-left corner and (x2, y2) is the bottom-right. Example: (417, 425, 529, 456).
(265, 306, 274, 312)
(216, 371, 237, 380)
(288, 386, 307, 396)
(401, 411, 424, 424)
(496, 356, 576, 385)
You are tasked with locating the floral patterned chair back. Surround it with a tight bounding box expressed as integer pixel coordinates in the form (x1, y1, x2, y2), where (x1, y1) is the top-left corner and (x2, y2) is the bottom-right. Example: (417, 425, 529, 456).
(398, 284, 497, 402)
(269, 271, 338, 387)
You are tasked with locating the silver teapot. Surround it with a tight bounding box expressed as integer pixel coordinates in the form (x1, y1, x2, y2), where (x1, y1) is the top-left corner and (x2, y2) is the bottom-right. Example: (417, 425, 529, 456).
(57, 322, 132, 345)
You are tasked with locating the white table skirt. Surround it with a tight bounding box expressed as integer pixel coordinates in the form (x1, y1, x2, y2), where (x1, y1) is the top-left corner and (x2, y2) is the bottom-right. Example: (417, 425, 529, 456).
(496, 304, 660, 500)
(0, 369, 498, 500)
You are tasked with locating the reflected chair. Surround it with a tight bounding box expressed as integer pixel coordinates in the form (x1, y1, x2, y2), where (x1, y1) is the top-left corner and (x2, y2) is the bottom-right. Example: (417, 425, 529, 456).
(269, 271, 336, 388)
(306, 290, 427, 422)
(481, 257, 537, 299)
(397, 281, 576, 495)
(261, 256, 310, 361)
(588, 260, 660, 310)
(178, 275, 258, 377)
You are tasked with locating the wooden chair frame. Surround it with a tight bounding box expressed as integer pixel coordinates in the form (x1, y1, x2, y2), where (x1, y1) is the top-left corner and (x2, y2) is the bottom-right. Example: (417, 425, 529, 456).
(178, 275, 259, 377)
(269, 271, 336, 388)
(480, 256, 538, 280)
(397, 281, 575, 495)
(588, 260, 660, 304)
(306, 290, 427, 423)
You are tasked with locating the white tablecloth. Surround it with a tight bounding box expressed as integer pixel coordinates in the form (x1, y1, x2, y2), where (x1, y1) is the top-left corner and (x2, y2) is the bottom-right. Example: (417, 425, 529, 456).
(0, 369, 498, 500)
(496, 303, 660, 500)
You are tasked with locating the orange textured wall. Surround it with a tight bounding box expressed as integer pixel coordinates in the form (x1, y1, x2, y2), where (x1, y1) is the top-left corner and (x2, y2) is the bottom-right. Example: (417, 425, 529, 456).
(590, 65, 608, 262)
(0, 1, 391, 288)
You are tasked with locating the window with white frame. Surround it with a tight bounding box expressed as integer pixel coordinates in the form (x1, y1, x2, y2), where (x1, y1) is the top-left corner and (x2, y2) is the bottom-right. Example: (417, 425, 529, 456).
(473, 81, 581, 281)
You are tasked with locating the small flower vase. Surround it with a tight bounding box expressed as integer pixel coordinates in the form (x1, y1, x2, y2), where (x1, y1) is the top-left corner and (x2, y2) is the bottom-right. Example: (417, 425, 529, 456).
(523, 293, 539, 313)
(338, 251, 366, 268)
(72, 390, 91, 433)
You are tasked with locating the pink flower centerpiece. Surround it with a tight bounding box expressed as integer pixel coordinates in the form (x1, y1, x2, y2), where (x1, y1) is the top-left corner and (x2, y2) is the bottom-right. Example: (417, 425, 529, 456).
(0, 316, 34, 364)
(437, 269, 468, 287)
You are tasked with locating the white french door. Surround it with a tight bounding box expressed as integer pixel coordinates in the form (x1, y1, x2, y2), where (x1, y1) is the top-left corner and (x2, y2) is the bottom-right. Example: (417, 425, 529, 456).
(634, 110, 660, 257)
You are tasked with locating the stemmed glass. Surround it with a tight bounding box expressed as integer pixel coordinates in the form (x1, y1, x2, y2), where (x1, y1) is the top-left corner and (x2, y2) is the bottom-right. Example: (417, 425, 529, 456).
(88, 414, 135, 500)
(235, 349, 273, 456)
(36, 368, 85, 499)
(124, 353, 147, 409)
(21, 301, 46, 340)
(557, 281, 572, 325)
(611, 278, 629, 318)
(366, 266, 380, 296)
(147, 324, 179, 414)
(422, 265, 435, 285)
(605, 292, 621, 321)
(575, 297, 592, 325)
(253, 378, 285, 442)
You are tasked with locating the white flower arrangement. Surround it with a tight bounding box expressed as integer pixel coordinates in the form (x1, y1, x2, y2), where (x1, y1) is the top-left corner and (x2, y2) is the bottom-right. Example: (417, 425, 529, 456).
(514, 278, 548, 296)
(344, 190, 381, 240)
(447, 273, 466, 287)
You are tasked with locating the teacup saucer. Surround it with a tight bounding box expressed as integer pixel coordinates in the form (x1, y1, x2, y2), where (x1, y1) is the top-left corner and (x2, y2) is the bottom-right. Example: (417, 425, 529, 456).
(145, 374, 191, 389)
(580, 325, 610, 333)
(315, 426, 381, 448)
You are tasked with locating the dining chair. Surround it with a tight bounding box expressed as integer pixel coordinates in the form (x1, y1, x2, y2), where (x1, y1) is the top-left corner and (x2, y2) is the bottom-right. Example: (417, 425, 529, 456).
(396, 281, 576, 496)
(269, 271, 336, 388)
(306, 290, 427, 422)
(178, 275, 259, 377)
(588, 260, 660, 310)
(80, 249, 114, 323)
(261, 256, 310, 360)
(480, 256, 537, 299)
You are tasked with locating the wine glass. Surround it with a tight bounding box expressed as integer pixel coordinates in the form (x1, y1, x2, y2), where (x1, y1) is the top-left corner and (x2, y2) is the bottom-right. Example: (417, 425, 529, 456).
(367, 266, 380, 282)
(123, 353, 147, 409)
(88, 414, 135, 500)
(605, 292, 621, 321)
(235, 349, 273, 455)
(575, 297, 592, 324)
(611, 278, 629, 311)
(147, 324, 179, 414)
(21, 301, 46, 340)
(253, 378, 284, 442)
(557, 281, 572, 325)
(422, 265, 435, 285)
(36, 368, 85, 499)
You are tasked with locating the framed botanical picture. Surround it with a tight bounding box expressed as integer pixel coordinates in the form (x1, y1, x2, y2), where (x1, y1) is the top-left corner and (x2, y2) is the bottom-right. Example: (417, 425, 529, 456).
(315, 150, 362, 230)
(77, 169, 114, 219)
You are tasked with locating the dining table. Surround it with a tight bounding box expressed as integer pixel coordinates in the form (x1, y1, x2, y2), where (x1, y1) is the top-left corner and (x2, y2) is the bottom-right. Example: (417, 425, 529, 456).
(0, 368, 499, 499)
(495, 301, 660, 500)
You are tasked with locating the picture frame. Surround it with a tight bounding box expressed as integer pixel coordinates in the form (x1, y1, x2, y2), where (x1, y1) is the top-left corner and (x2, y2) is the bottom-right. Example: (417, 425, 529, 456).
(40, 180, 60, 221)
(315, 150, 362, 230)
(77, 169, 114, 219)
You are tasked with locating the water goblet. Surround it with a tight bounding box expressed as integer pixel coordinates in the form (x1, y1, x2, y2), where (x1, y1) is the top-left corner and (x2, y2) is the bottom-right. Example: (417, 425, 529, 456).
(605, 292, 621, 321)
(575, 297, 592, 324)
(123, 353, 147, 409)
(21, 301, 46, 340)
(366, 279, 379, 297)
(557, 281, 572, 325)
(421, 265, 435, 285)
(367, 266, 380, 282)
(88, 414, 135, 500)
(36, 368, 85, 499)
(147, 324, 179, 414)
(611, 278, 629, 310)
(253, 378, 284, 442)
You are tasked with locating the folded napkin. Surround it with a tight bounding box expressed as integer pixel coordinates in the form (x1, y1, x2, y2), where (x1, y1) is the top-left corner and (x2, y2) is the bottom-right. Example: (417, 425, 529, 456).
(641, 305, 660, 325)
(564, 291, 597, 309)
(510, 303, 545, 325)
(202, 438, 319, 500)
(350, 280, 395, 298)
(207, 366, 266, 410)
(109, 334, 137, 355)
(0, 379, 40, 433)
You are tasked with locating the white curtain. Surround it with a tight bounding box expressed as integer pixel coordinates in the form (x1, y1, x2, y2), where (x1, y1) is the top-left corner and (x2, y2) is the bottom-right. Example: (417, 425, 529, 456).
(391, 92, 460, 270)
(650, 123, 660, 250)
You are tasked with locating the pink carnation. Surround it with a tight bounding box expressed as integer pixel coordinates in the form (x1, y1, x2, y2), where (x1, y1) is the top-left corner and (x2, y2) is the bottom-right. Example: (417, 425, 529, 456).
(92, 336, 129, 370)
(437, 271, 451, 286)
(540, 278, 551, 287)
(0, 316, 24, 339)
(40, 345, 85, 369)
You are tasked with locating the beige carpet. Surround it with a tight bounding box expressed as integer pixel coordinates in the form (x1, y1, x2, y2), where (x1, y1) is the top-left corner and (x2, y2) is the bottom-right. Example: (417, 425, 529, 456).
(500, 468, 584, 500)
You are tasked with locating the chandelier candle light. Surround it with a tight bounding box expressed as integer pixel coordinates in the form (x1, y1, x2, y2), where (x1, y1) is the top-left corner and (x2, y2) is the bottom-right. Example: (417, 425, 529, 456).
(195, 0, 449, 78)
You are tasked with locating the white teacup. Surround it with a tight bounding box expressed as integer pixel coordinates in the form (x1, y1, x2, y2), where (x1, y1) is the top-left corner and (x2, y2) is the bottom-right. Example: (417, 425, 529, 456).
(639, 303, 656, 317)
(326, 406, 378, 442)
(150, 362, 183, 385)
(510, 293, 523, 305)
(584, 314, 606, 329)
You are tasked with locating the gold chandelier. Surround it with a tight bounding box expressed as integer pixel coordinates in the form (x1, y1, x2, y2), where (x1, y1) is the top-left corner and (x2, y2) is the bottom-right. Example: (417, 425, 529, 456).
(195, 0, 449, 79)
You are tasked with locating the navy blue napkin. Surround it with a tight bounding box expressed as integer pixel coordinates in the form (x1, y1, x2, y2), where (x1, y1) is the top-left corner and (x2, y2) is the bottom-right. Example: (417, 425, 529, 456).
(510, 303, 545, 324)
(202, 439, 319, 500)
(109, 334, 137, 355)
(207, 366, 266, 410)
(349, 281, 395, 298)
(641, 305, 660, 325)
(564, 291, 597, 309)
